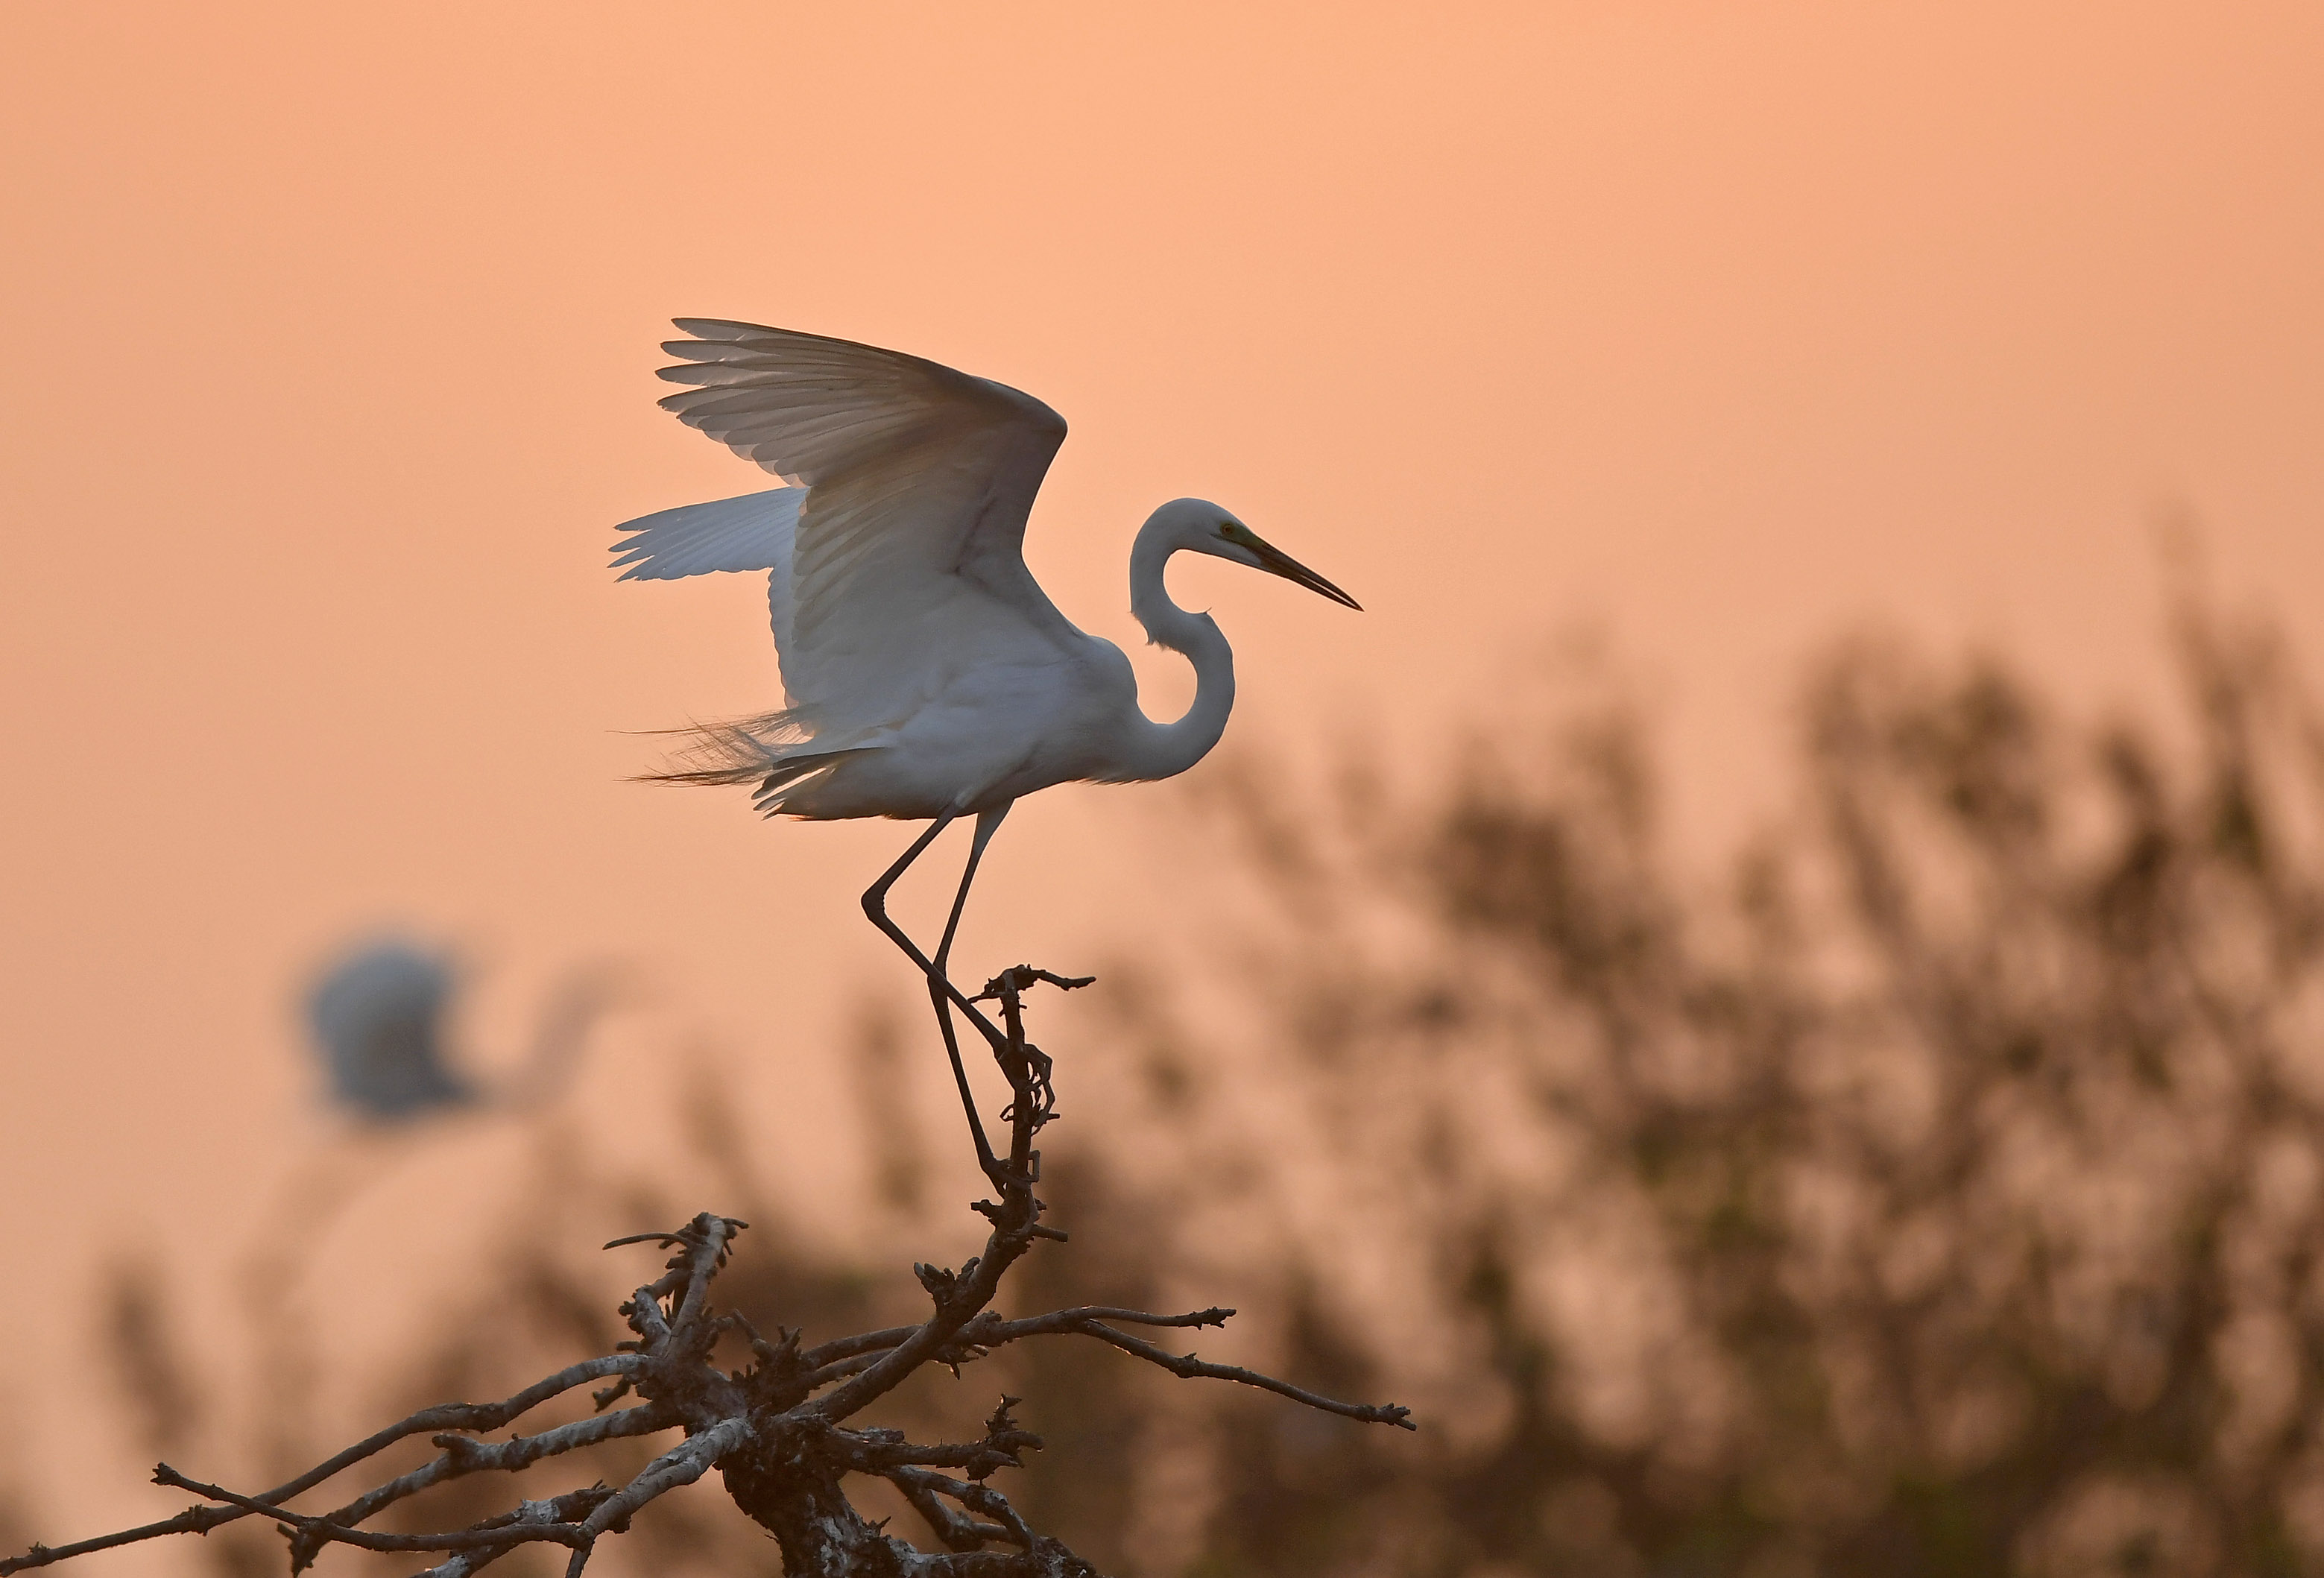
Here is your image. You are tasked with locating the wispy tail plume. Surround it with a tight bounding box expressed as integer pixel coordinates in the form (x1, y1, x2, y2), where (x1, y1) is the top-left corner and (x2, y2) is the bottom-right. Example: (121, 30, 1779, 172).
(634, 712, 797, 787)
(631, 710, 859, 814)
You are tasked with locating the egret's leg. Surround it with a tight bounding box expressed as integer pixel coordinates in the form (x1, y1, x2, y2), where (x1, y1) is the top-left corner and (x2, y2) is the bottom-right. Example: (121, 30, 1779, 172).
(860, 811, 1011, 1048)
(921, 806, 1018, 1184)
(927, 807, 1017, 1088)
(859, 808, 959, 948)
(932, 804, 1012, 983)
(859, 808, 1012, 1184)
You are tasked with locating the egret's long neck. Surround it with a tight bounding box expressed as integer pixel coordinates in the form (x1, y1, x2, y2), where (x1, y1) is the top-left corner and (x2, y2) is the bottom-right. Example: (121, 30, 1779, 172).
(1120, 524, 1236, 782)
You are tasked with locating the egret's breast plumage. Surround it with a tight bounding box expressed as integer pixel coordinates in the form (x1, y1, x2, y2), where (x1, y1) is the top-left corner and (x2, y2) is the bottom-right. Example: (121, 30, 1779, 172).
(783, 626, 1135, 819)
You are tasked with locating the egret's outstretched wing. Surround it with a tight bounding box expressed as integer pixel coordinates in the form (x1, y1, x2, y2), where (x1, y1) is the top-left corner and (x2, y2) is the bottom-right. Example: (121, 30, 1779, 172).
(654, 321, 1072, 723)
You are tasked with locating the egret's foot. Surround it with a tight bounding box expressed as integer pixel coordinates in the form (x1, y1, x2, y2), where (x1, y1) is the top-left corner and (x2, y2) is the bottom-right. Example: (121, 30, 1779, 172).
(974, 1157, 1041, 1195)
(1000, 1041, 1058, 1134)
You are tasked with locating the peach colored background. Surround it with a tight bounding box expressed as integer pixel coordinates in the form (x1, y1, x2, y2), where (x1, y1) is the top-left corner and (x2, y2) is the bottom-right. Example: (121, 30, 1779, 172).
(4, 0, 2322, 1550)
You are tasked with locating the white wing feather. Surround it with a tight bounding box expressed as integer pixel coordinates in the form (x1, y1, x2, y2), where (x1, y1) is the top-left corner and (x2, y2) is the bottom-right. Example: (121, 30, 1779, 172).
(609, 487, 801, 581)
(610, 486, 805, 703)
(651, 321, 1075, 730)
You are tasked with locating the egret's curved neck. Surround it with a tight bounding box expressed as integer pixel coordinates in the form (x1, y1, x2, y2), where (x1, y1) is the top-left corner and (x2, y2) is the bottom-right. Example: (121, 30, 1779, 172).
(1120, 522, 1236, 782)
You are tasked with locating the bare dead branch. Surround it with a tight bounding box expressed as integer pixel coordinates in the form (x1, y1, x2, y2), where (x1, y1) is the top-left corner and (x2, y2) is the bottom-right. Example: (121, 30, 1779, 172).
(305, 1404, 678, 1538)
(888, 1467, 1038, 1549)
(148, 1466, 590, 1556)
(888, 1467, 1015, 1551)
(0, 1357, 639, 1575)
(976, 1305, 1237, 1340)
(557, 1416, 754, 1578)
(1062, 1319, 1417, 1429)
(11, 961, 1413, 1577)
(408, 1488, 619, 1578)
(667, 1215, 743, 1336)
(795, 1348, 899, 1393)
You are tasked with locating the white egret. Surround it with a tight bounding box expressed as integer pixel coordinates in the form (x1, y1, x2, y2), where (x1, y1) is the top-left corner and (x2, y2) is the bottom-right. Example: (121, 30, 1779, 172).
(612, 321, 1359, 1175)
(306, 939, 471, 1123)
(303, 936, 610, 1124)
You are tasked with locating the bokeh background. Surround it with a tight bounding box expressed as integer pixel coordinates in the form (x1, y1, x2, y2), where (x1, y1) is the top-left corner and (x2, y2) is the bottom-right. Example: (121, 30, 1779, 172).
(4, 3, 2323, 1574)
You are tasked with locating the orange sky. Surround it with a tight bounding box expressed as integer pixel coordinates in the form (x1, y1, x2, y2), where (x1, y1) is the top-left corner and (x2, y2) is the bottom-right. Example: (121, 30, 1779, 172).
(4, 0, 2323, 1548)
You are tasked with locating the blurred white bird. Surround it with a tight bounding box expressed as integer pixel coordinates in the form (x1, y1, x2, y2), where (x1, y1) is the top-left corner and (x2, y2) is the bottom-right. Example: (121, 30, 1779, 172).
(306, 939, 472, 1123)
(613, 322, 1358, 1168)
(304, 938, 607, 1125)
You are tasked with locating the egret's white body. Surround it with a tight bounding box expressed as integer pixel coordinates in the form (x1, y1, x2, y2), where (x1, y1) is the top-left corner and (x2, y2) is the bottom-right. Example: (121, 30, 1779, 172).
(613, 321, 1354, 824)
(613, 321, 1356, 1176)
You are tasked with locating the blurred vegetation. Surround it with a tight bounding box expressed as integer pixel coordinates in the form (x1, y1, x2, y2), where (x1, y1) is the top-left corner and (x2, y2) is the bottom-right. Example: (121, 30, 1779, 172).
(45, 602, 2324, 1577)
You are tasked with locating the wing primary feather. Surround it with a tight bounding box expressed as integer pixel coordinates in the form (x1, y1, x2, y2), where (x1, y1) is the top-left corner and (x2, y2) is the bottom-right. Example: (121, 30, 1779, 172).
(607, 487, 802, 581)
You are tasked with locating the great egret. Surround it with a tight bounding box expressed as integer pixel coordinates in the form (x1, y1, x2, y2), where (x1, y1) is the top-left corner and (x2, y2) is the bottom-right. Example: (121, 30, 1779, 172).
(306, 939, 471, 1122)
(613, 321, 1359, 1175)
(304, 936, 610, 1124)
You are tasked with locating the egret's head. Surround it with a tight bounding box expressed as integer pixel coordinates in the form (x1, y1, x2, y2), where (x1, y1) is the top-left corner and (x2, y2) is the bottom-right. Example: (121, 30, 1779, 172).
(1157, 498, 1362, 610)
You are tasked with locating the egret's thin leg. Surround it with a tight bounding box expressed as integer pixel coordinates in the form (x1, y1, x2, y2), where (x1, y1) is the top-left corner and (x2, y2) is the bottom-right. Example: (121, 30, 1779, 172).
(861, 812, 1011, 1051)
(922, 807, 1015, 1185)
(932, 804, 1012, 982)
(860, 808, 1008, 1182)
(919, 807, 1026, 1184)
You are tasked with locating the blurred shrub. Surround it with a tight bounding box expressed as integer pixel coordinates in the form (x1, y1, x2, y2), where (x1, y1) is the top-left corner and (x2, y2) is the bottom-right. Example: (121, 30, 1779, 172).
(1100, 606, 2324, 1577)
(88, 606, 2324, 1578)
